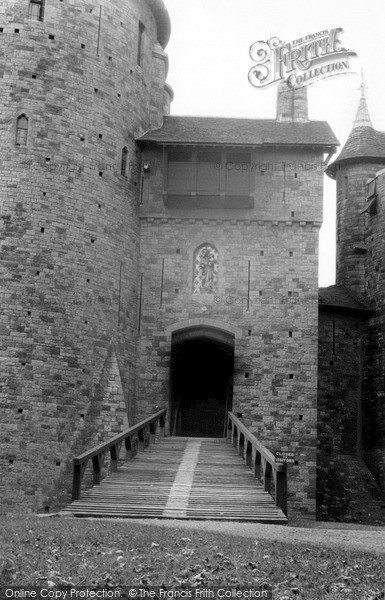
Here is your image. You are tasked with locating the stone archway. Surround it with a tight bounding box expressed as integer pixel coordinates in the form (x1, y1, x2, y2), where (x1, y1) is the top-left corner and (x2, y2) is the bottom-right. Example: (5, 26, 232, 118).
(170, 326, 234, 437)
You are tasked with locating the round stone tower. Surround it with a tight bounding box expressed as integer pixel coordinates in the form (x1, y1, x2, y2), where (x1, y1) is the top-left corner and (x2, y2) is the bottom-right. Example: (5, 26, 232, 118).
(0, 0, 171, 512)
(327, 87, 385, 298)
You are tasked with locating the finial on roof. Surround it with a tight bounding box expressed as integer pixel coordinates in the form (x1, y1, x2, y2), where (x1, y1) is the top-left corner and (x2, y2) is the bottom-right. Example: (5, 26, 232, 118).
(353, 70, 372, 129)
(359, 69, 367, 98)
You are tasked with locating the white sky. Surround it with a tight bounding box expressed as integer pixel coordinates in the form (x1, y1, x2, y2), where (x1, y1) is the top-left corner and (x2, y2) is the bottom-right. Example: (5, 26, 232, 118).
(162, 0, 385, 287)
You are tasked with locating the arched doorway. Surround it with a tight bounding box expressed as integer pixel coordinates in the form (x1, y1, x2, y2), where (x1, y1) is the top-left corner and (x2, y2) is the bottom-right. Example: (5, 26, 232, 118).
(170, 327, 234, 437)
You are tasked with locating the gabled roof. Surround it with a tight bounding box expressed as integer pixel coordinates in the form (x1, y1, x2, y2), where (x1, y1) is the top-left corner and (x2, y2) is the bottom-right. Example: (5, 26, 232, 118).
(137, 116, 339, 149)
(327, 94, 385, 179)
(319, 285, 372, 315)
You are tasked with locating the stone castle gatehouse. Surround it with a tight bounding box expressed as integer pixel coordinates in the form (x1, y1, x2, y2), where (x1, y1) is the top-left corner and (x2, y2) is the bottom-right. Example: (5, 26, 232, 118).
(1, 0, 385, 523)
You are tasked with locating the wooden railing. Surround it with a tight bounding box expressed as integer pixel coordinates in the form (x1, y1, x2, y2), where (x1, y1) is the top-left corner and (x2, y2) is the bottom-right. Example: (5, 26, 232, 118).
(71, 409, 167, 501)
(227, 412, 287, 515)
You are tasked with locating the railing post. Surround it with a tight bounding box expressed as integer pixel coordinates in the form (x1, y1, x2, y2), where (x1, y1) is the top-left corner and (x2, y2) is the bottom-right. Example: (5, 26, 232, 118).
(110, 443, 121, 473)
(72, 463, 82, 501)
(254, 450, 261, 480)
(92, 454, 102, 486)
(125, 436, 132, 461)
(227, 417, 232, 442)
(238, 432, 245, 459)
(150, 421, 157, 444)
(246, 441, 252, 467)
(263, 460, 272, 494)
(144, 425, 150, 448)
(125, 435, 138, 460)
(160, 413, 165, 437)
(232, 425, 238, 449)
(275, 467, 287, 515)
(138, 428, 145, 452)
(138, 427, 150, 450)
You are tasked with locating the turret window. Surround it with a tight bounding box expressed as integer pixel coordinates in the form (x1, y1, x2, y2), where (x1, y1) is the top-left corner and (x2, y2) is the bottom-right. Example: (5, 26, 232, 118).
(363, 177, 378, 215)
(137, 22, 145, 66)
(366, 177, 377, 200)
(29, 0, 45, 21)
(16, 115, 29, 146)
(343, 176, 349, 199)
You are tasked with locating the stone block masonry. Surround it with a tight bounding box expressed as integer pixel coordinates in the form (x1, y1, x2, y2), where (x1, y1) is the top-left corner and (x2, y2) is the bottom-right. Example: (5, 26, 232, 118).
(317, 310, 367, 520)
(136, 217, 319, 519)
(0, 0, 169, 512)
(320, 92, 385, 521)
(0, 0, 342, 522)
(335, 162, 385, 299)
(135, 142, 325, 519)
(363, 169, 385, 491)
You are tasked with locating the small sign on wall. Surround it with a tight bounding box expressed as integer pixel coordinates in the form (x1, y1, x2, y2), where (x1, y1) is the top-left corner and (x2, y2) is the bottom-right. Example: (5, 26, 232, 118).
(275, 451, 295, 464)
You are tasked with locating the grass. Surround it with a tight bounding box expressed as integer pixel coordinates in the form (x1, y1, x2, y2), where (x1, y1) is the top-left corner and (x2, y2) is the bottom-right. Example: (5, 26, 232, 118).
(0, 517, 384, 599)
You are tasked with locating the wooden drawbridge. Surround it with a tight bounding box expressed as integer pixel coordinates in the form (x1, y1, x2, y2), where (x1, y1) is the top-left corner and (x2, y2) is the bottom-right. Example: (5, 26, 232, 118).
(61, 433, 288, 524)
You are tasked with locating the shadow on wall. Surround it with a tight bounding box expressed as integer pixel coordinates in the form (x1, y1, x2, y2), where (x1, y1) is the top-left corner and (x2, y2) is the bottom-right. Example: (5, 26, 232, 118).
(316, 454, 385, 525)
(45, 345, 129, 512)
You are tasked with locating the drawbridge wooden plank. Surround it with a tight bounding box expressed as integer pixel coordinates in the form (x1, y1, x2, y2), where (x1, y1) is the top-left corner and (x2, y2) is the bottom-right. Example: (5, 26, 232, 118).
(61, 437, 287, 524)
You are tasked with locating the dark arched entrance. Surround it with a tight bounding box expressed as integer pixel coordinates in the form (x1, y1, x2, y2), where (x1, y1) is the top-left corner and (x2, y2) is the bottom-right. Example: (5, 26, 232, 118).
(170, 327, 234, 437)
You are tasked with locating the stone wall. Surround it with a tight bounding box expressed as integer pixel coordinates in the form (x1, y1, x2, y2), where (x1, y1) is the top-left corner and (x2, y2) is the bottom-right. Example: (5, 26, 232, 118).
(335, 162, 385, 298)
(0, 0, 168, 512)
(136, 145, 325, 520)
(317, 160, 385, 521)
(363, 169, 385, 491)
(317, 309, 364, 519)
(318, 310, 364, 457)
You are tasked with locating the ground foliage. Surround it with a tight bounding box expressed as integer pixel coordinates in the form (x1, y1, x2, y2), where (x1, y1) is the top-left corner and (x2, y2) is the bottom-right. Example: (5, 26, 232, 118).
(0, 517, 384, 599)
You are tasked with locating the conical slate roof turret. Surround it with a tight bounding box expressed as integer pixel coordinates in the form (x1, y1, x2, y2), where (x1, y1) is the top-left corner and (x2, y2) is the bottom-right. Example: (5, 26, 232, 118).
(327, 83, 385, 179)
(353, 85, 373, 128)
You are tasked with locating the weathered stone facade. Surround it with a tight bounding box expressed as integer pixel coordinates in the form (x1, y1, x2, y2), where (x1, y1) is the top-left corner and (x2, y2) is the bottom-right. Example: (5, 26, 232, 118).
(134, 107, 337, 518)
(136, 220, 320, 518)
(335, 163, 385, 298)
(6, 0, 385, 525)
(318, 309, 364, 458)
(319, 92, 385, 522)
(363, 169, 385, 491)
(0, 0, 170, 512)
